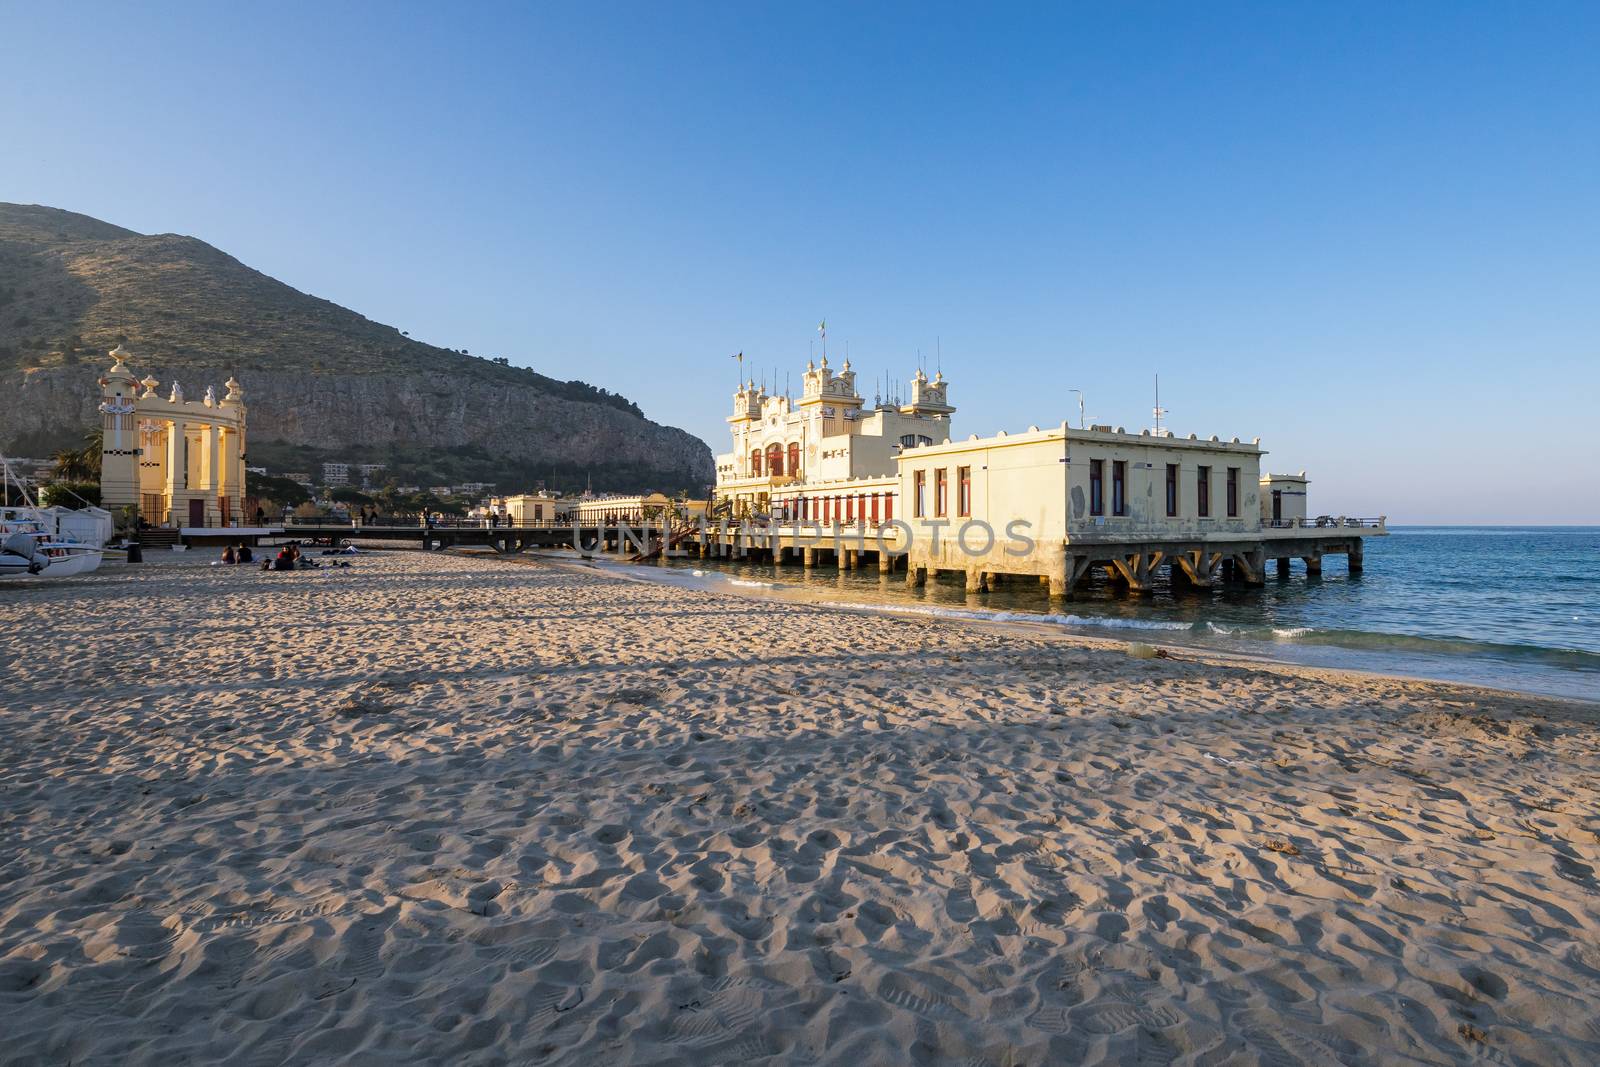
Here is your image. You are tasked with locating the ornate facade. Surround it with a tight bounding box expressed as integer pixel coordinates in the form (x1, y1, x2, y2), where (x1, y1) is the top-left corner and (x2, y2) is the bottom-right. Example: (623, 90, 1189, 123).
(715, 356, 954, 518)
(97, 346, 248, 528)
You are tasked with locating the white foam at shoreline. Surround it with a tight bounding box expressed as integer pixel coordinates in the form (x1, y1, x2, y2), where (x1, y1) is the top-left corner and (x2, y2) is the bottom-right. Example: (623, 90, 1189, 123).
(815, 600, 1193, 632)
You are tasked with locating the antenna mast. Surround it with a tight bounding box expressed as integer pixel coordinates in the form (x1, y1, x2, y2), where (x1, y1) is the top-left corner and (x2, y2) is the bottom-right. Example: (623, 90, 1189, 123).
(1151, 373, 1167, 435)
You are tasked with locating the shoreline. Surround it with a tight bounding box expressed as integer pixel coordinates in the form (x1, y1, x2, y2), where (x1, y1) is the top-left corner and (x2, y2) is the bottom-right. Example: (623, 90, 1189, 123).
(488, 547, 1600, 712)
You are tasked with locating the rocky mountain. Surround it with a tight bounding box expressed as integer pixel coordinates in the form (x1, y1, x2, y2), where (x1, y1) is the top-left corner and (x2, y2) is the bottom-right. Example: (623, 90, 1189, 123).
(0, 203, 713, 492)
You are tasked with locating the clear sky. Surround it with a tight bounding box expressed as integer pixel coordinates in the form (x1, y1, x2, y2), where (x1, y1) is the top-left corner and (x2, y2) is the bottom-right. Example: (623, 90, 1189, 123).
(4, 2, 1597, 521)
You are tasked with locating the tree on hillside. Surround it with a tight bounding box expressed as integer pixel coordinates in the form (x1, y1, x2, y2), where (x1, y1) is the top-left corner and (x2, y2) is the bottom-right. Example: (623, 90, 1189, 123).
(247, 471, 311, 508)
(330, 487, 374, 505)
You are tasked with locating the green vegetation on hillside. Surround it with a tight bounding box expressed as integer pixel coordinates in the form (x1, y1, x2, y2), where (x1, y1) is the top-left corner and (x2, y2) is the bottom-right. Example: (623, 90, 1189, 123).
(246, 440, 703, 497)
(0, 203, 644, 419)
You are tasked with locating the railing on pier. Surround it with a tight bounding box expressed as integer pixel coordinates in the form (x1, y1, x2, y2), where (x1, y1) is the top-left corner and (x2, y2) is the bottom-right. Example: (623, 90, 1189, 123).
(1264, 516, 1386, 530)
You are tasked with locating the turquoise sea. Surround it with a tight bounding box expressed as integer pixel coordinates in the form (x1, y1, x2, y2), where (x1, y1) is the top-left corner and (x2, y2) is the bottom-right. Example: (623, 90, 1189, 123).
(609, 527, 1599, 702)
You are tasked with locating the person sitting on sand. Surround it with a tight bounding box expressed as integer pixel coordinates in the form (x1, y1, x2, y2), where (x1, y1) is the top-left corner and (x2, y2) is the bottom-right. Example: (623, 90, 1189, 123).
(221, 545, 236, 565)
(236, 543, 254, 564)
(273, 546, 295, 572)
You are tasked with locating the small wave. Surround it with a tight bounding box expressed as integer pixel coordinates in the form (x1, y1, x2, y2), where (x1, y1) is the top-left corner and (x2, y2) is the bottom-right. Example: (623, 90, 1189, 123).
(814, 601, 1192, 633)
(728, 578, 774, 588)
(1020, 612, 1190, 632)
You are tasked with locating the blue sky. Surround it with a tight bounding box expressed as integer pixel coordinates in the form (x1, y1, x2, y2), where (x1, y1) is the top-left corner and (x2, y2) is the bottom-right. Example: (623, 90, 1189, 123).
(4, 2, 1597, 521)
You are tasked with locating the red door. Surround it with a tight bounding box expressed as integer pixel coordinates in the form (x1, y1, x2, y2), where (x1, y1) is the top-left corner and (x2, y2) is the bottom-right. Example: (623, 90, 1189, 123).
(188, 499, 205, 527)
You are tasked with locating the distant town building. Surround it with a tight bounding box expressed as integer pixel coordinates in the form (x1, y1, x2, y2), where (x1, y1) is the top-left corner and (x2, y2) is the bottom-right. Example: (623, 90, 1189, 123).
(497, 492, 573, 524)
(321, 462, 351, 485)
(570, 493, 707, 525)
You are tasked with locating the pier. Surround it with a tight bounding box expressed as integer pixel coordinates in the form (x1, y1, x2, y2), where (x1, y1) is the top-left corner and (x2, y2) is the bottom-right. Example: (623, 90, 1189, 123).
(251, 513, 1387, 602)
(664, 514, 1385, 599)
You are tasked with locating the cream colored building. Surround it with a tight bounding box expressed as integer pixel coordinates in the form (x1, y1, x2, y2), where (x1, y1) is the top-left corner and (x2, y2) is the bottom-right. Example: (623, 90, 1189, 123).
(708, 354, 1383, 596)
(97, 346, 248, 528)
(570, 493, 707, 525)
(715, 357, 952, 518)
(498, 492, 571, 524)
(895, 424, 1266, 593)
(1261, 473, 1309, 526)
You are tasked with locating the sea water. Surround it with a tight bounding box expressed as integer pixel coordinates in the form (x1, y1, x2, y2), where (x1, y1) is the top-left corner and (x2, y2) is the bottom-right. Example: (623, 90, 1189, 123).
(590, 527, 1599, 702)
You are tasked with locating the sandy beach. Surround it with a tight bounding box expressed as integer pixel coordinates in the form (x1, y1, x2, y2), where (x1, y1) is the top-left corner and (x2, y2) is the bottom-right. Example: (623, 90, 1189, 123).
(1, 550, 1597, 1066)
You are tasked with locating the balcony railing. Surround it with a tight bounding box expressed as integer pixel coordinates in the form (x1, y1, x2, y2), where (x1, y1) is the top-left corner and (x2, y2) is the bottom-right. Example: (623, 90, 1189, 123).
(1265, 516, 1386, 530)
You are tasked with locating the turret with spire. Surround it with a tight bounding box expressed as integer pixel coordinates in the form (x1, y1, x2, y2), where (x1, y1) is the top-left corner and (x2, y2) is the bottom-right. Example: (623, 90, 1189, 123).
(900, 368, 954, 417)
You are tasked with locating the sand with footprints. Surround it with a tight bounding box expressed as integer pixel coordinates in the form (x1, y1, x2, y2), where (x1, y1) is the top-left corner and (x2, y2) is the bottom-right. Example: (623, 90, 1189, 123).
(1, 550, 1597, 1065)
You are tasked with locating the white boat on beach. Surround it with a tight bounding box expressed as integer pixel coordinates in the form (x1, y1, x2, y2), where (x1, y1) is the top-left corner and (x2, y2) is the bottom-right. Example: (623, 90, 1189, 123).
(1, 453, 110, 580)
(0, 508, 105, 579)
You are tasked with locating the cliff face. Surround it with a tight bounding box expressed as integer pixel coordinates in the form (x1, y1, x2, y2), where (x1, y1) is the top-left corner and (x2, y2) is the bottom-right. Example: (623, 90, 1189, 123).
(0, 203, 713, 490)
(6, 364, 710, 479)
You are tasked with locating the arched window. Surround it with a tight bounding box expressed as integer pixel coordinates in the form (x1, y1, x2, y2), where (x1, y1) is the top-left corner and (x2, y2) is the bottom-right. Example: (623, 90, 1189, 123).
(787, 442, 800, 479)
(751, 449, 763, 476)
(766, 443, 784, 477)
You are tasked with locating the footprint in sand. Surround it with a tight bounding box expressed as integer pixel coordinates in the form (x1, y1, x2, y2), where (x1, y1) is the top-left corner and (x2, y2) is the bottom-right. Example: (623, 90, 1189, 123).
(1027, 1004, 1074, 1034)
(668, 980, 767, 1045)
(106, 909, 187, 962)
(1076, 999, 1183, 1035)
(1131, 1026, 1180, 1067)
(878, 973, 964, 1020)
(62, 977, 131, 1019)
(532, 984, 595, 1026)
(1233, 1010, 1347, 1067)
(334, 918, 389, 981)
